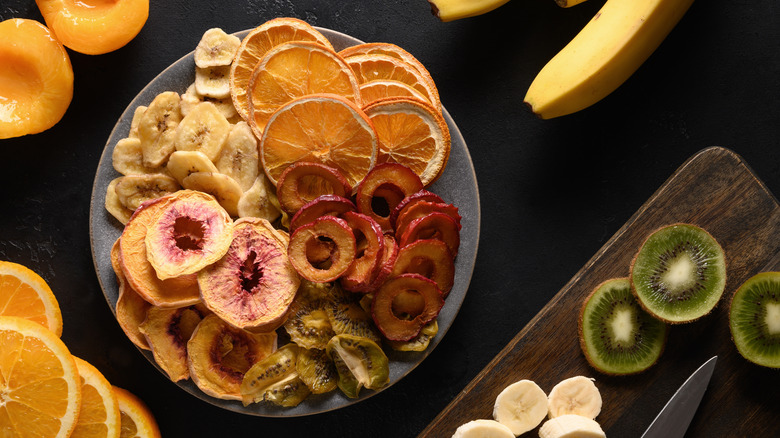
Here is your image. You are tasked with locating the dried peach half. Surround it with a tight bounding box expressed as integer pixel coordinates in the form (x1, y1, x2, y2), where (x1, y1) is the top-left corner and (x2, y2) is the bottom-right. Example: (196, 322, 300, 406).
(187, 314, 277, 401)
(36, 0, 149, 55)
(139, 304, 210, 382)
(111, 237, 151, 350)
(199, 217, 300, 333)
(0, 18, 73, 139)
(145, 190, 233, 280)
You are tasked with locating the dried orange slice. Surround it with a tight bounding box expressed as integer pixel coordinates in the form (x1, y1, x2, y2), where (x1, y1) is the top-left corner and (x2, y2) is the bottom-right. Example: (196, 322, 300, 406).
(345, 54, 441, 112)
(0, 260, 63, 337)
(363, 97, 451, 186)
(247, 41, 360, 137)
(359, 80, 429, 107)
(112, 386, 161, 438)
(260, 94, 377, 189)
(230, 17, 333, 121)
(71, 357, 121, 438)
(0, 315, 81, 438)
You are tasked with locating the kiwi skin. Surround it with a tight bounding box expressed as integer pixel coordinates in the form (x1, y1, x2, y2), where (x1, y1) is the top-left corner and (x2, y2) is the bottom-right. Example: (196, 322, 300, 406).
(578, 277, 669, 376)
(629, 223, 727, 325)
(729, 271, 780, 369)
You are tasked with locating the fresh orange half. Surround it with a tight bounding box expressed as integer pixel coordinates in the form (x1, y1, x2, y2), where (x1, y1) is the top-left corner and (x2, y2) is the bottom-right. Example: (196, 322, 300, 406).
(0, 315, 81, 438)
(231, 17, 334, 122)
(359, 80, 429, 108)
(260, 94, 377, 189)
(71, 357, 121, 438)
(363, 97, 451, 186)
(345, 53, 441, 112)
(112, 386, 161, 438)
(0, 260, 63, 337)
(247, 41, 360, 137)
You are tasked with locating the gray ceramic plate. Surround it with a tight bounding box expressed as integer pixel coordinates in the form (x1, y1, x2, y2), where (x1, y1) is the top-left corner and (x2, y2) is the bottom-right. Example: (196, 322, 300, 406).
(89, 27, 480, 417)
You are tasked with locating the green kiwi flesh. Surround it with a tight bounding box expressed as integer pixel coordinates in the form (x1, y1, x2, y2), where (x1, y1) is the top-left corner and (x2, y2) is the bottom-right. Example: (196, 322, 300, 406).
(729, 272, 780, 368)
(579, 278, 668, 375)
(630, 223, 726, 323)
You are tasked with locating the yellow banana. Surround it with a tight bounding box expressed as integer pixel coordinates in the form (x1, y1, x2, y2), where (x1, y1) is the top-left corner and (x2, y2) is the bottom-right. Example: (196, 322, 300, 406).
(427, 0, 511, 22)
(524, 0, 696, 119)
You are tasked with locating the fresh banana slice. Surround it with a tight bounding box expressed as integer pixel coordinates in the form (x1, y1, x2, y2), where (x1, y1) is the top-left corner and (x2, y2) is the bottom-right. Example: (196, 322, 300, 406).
(138, 91, 182, 168)
(214, 121, 259, 192)
(452, 419, 515, 438)
(492, 379, 548, 435)
(166, 150, 219, 184)
(181, 83, 237, 120)
(112, 137, 157, 176)
(128, 105, 147, 139)
(174, 101, 231, 161)
(105, 177, 134, 224)
(236, 175, 281, 222)
(538, 415, 606, 438)
(194, 28, 241, 68)
(195, 65, 231, 99)
(114, 174, 180, 211)
(547, 376, 602, 420)
(181, 171, 242, 216)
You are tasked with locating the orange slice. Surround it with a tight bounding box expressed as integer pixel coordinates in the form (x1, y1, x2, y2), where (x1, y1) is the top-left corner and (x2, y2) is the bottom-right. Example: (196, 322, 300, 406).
(112, 386, 161, 438)
(260, 94, 377, 189)
(363, 97, 451, 186)
(0, 315, 81, 438)
(71, 357, 121, 438)
(247, 41, 360, 137)
(359, 80, 429, 107)
(230, 17, 334, 121)
(345, 54, 441, 112)
(0, 260, 63, 337)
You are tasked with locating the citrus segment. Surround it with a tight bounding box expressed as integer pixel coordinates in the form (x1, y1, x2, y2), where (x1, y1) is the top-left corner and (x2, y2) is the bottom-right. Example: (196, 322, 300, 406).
(363, 97, 451, 186)
(0, 260, 63, 337)
(260, 94, 377, 189)
(0, 315, 81, 438)
(231, 17, 333, 121)
(359, 80, 429, 108)
(71, 357, 121, 438)
(345, 54, 440, 112)
(112, 386, 161, 438)
(247, 41, 360, 136)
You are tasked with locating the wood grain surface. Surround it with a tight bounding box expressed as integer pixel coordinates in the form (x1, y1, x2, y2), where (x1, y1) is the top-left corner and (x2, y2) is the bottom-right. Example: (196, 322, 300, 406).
(420, 146, 780, 437)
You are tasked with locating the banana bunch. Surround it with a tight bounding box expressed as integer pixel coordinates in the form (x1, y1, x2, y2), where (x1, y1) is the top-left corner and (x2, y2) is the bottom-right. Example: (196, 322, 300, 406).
(524, 0, 696, 119)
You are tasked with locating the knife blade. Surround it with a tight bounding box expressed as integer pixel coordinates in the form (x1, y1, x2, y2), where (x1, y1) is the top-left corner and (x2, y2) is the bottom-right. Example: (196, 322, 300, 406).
(640, 356, 717, 438)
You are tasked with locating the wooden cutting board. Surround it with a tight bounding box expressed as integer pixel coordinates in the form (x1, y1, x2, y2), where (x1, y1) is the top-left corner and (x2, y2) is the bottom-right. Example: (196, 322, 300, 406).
(420, 146, 780, 437)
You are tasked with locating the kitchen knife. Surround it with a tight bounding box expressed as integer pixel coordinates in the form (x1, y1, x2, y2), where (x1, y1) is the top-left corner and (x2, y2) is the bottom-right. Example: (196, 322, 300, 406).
(640, 356, 717, 438)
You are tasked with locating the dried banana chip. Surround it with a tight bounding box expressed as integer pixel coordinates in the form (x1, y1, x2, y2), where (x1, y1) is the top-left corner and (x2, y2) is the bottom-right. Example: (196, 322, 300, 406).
(167, 150, 219, 184)
(237, 175, 281, 223)
(194, 28, 241, 68)
(181, 171, 242, 217)
(214, 121, 259, 192)
(115, 174, 181, 211)
(181, 83, 237, 120)
(138, 92, 182, 168)
(174, 101, 230, 161)
(113, 137, 161, 176)
(128, 105, 147, 139)
(105, 177, 134, 224)
(195, 65, 231, 99)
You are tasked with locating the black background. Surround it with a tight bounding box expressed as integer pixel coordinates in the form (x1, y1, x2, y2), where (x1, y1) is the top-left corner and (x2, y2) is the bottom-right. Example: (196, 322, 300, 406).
(1, 0, 778, 436)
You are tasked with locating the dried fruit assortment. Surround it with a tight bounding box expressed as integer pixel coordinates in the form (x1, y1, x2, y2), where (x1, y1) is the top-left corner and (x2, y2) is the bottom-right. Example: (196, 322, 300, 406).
(104, 18, 461, 407)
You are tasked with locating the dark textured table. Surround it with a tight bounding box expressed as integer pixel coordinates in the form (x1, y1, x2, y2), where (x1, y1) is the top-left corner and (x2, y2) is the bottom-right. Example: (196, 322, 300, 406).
(1, 1, 779, 437)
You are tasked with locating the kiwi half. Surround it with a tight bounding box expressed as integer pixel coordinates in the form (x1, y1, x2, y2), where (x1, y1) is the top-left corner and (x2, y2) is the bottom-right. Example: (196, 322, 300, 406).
(729, 272, 780, 368)
(630, 223, 726, 324)
(579, 278, 668, 375)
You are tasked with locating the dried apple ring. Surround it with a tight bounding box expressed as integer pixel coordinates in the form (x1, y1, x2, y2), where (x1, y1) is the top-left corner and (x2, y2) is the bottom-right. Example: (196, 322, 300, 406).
(276, 162, 352, 214)
(398, 211, 460, 256)
(389, 190, 444, 229)
(391, 239, 454, 297)
(356, 163, 423, 231)
(340, 212, 385, 293)
(289, 194, 356, 231)
(395, 201, 461, 238)
(371, 273, 443, 341)
(145, 190, 233, 280)
(366, 234, 399, 291)
(288, 216, 356, 282)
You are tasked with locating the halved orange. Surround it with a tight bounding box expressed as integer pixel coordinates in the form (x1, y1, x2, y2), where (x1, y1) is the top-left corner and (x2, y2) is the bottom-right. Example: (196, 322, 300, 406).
(359, 80, 429, 108)
(71, 357, 121, 438)
(112, 386, 161, 438)
(363, 97, 451, 186)
(247, 41, 360, 137)
(260, 94, 377, 189)
(0, 260, 63, 337)
(231, 17, 334, 121)
(0, 315, 81, 438)
(345, 54, 441, 112)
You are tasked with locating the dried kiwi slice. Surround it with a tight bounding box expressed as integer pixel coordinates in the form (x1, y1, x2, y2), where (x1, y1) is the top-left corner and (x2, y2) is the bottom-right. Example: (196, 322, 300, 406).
(729, 272, 780, 368)
(327, 285, 382, 344)
(297, 348, 338, 394)
(579, 278, 668, 375)
(388, 319, 439, 352)
(240, 343, 310, 407)
(284, 295, 336, 350)
(326, 334, 389, 398)
(630, 223, 727, 323)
